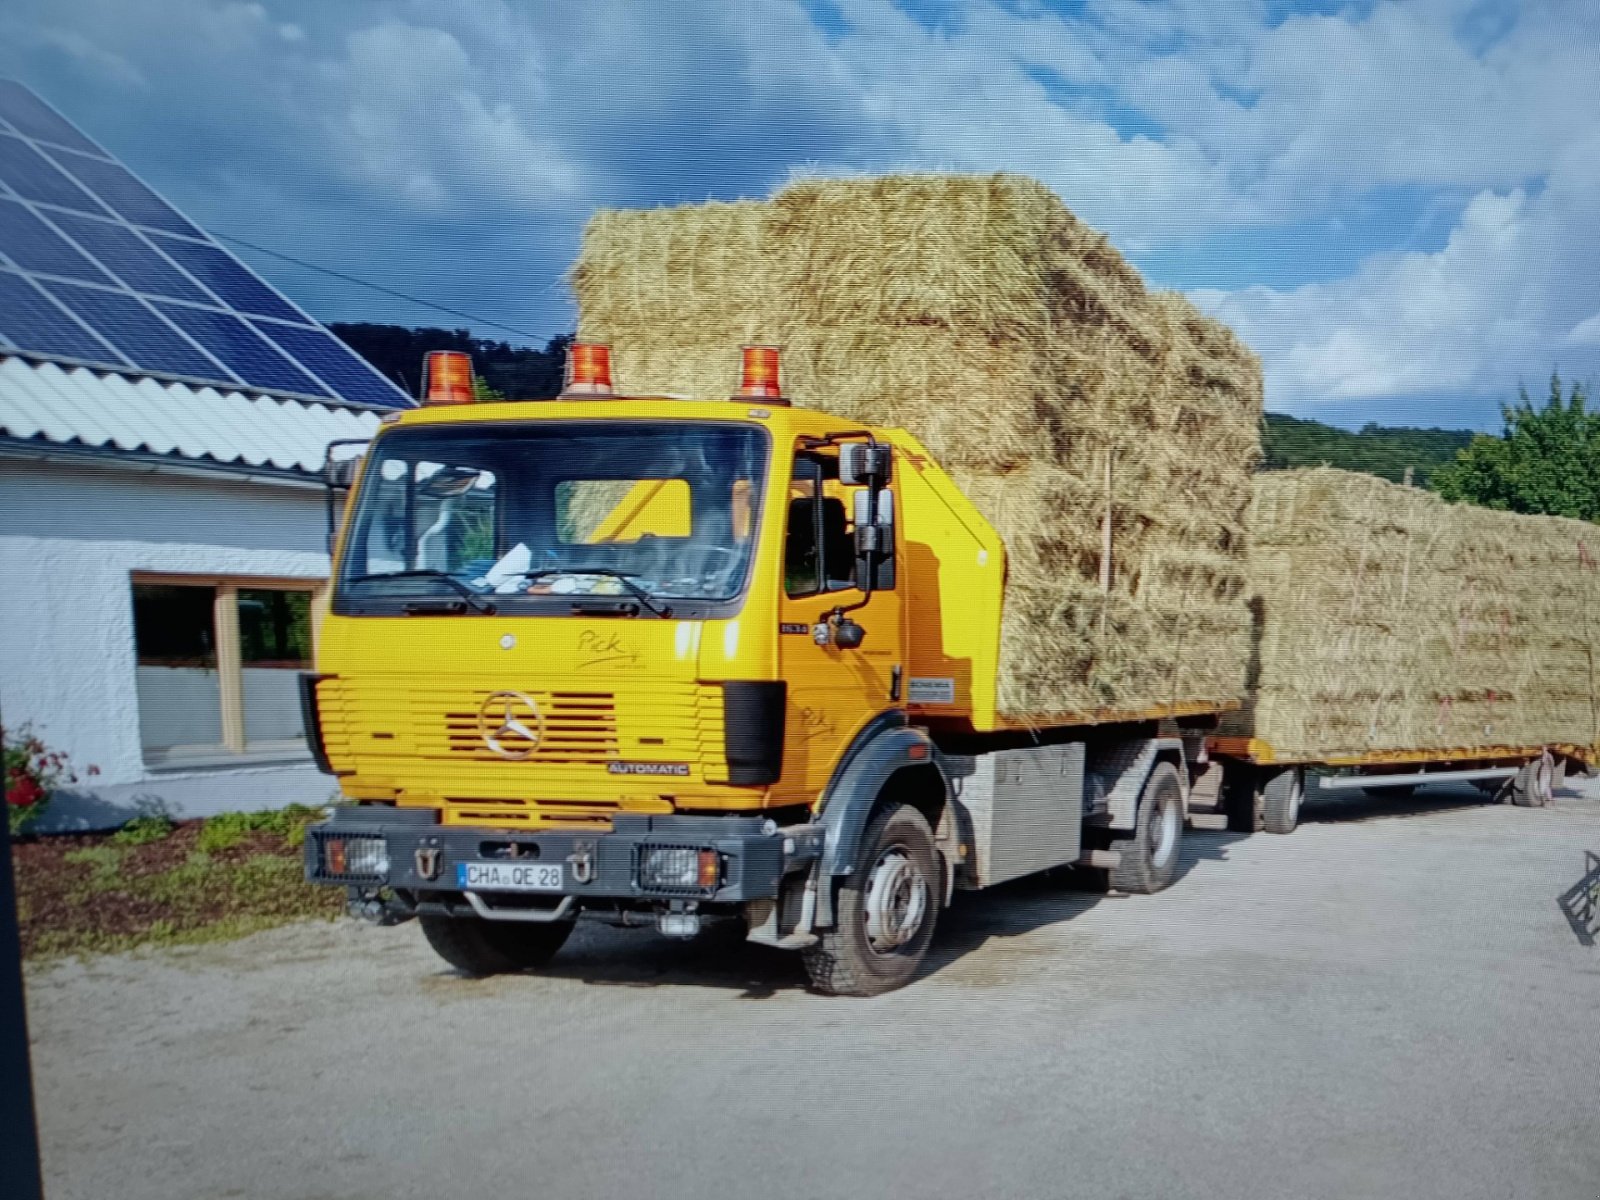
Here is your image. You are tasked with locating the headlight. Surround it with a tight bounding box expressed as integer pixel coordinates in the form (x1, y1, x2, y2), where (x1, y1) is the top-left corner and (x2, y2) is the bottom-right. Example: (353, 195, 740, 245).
(638, 846, 719, 892)
(324, 835, 389, 879)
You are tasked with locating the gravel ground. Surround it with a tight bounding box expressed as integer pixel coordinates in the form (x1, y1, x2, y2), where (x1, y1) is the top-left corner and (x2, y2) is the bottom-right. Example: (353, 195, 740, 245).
(26, 775, 1600, 1200)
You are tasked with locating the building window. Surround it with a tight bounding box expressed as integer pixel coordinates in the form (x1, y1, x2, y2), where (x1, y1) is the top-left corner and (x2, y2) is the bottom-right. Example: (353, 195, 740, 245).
(239, 589, 313, 751)
(132, 577, 321, 767)
(132, 583, 223, 753)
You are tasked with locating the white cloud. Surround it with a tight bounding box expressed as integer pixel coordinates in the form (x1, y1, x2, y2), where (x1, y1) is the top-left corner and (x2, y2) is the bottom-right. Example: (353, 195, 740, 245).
(1569, 314, 1600, 347)
(0, 0, 1596, 412)
(333, 22, 582, 206)
(1196, 134, 1600, 407)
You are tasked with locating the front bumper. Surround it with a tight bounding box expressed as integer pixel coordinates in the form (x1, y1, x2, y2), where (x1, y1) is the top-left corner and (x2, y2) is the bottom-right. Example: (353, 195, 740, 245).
(304, 806, 821, 904)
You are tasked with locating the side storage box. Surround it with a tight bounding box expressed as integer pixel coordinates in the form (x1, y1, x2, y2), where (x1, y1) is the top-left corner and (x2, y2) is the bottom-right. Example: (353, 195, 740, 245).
(942, 744, 1086, 888)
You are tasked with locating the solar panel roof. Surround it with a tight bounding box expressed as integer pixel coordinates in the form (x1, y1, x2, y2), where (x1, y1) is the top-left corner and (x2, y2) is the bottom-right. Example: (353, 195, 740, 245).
(0, 81, 410, 408)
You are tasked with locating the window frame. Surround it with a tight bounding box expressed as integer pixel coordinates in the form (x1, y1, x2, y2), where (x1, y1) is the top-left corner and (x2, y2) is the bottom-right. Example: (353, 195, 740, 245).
(131, 571, 326, 768)
(331, 419, 773, 620)
(784, 446, 897, 599)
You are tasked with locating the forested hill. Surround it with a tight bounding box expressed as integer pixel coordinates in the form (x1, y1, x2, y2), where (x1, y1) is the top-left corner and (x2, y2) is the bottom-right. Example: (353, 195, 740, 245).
(1261, 413, 1473, 485)
(329, 323, 1474, 487)
(330, 323, 570, 401)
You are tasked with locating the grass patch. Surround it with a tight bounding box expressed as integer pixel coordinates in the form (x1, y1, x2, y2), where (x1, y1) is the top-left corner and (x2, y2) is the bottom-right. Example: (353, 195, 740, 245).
(196, 804, 325, 853)
(14, 808, 343, 961)
(110, 814, 176, 846)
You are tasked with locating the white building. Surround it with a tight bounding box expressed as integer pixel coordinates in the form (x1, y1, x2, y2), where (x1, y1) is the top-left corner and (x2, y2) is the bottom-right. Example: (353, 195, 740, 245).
(0, 357, 383, 827)
(0, 81, 405, 828)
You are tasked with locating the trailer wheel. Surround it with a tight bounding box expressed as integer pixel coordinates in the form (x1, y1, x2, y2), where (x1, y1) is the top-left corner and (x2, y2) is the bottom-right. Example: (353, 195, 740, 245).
(419, 914, 574, 976)
(1551, 758, 1568, 796)
(1261, 767, 1305, 835)
(803, 803, 939, 997)
(1109, 762, 1185, 894)
(1511, 752, 1555, 808)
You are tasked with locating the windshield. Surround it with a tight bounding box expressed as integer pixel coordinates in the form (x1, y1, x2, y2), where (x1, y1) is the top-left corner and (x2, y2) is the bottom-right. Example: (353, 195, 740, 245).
(335, 420, 769, 613)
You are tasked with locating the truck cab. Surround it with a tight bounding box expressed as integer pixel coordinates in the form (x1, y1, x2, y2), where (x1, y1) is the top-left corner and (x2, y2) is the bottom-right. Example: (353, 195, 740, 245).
(304, 346, 1193, 994)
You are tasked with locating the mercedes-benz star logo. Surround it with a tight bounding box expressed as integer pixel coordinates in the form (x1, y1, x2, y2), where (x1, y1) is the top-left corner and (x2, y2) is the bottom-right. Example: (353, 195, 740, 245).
(477, 690, 544, 760)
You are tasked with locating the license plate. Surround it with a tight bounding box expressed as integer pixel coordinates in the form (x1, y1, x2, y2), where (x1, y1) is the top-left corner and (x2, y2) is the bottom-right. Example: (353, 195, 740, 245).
(456, 861, 564, 892)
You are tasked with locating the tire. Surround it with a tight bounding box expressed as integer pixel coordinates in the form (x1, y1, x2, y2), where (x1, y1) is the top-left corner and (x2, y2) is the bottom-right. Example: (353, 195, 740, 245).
(1551, 758, 1568, 796)
(419, 914, 574, 976)
(1110, 761, 1185, 894)
(1511, 752, 1555, 808)
(1262, 767, 1305, 835)
(803, 803, 939, 997)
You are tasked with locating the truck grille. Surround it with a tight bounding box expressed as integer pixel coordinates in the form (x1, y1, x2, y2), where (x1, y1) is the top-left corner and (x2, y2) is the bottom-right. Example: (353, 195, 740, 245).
(439, 691, 619, 764)
(316, 677, 732, 813)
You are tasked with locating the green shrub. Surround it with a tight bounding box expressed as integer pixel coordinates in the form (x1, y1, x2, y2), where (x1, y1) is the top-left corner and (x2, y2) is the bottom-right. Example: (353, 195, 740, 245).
(197, 804, 326, 853)
(110, 815, 176, 846)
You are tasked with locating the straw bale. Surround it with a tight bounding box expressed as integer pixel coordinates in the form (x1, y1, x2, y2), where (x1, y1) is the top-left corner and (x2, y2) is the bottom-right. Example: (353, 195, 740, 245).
(571, 173, 1263, 722)
(1231, 468, 1600, 759)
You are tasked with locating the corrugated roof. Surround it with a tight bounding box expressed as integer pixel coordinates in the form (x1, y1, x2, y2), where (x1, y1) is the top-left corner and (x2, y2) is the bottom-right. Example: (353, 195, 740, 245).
(0, 353, 382, 475)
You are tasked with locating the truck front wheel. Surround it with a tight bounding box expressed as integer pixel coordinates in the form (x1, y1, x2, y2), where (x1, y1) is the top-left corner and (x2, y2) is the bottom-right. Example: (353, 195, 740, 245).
(420, 913, 574, 976)
(803, 803, 939, 997)
(1110, 761, 1185, 894)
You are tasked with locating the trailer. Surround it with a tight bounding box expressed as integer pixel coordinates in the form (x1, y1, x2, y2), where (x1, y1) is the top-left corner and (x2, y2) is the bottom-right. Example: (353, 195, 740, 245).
(1196, 737, 1597, 835)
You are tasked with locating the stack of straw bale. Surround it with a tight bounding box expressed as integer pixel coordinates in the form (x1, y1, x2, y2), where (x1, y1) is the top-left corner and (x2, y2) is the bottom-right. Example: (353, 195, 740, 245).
(572, 174, 1263, 721)
(1233, 468, 1600, 760)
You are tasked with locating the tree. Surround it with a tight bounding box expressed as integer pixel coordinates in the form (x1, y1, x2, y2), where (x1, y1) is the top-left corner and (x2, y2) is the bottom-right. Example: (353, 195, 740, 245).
(329, 323, 570, 401)
(1260, 413, 1473, 485)
(1430, 375, 1600, 521)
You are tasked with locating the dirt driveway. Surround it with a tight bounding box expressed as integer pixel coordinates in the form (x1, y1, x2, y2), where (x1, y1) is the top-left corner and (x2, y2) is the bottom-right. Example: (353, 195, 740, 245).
(26, 776, 1600, 1200)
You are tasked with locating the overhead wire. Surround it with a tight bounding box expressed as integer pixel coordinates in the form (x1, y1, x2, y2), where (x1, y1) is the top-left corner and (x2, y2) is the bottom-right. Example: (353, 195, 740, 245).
(212, 231, 560, 345)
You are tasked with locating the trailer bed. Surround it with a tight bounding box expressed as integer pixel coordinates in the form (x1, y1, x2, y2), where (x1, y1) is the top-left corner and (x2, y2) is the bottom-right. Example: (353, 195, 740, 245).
(1208, 736, 1597, 771)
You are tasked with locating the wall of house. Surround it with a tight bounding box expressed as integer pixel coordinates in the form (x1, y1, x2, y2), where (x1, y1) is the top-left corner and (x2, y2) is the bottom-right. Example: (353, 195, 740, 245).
(0, 456, 338, 829)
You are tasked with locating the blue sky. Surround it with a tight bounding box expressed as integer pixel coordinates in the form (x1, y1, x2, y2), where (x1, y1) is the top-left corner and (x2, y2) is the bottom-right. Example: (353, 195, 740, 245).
(3, 0, 1599, 429)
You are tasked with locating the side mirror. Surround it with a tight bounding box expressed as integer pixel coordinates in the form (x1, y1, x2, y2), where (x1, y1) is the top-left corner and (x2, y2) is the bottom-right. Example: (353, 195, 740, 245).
(839, 442, 891, 487)
(325, 454, 362, 490)
(852, 488, 895, 591)
(322, 440, 369, 557)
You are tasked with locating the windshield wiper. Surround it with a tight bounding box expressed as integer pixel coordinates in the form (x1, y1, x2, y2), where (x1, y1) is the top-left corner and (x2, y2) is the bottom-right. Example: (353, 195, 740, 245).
(346, 569, 496, 615)
(521, 567, 673, 618)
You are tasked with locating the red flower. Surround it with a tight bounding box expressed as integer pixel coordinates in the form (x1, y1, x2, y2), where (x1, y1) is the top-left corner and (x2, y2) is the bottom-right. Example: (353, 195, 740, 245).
(7, 775, 44, 808)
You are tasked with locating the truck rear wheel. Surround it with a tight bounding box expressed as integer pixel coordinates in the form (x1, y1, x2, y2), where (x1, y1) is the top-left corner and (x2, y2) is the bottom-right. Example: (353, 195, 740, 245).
(803, 803, 939, 997)
(1109, 762, 1184, 895)
(1261, 767, 1304, 835)
(420, 913, 574, 976)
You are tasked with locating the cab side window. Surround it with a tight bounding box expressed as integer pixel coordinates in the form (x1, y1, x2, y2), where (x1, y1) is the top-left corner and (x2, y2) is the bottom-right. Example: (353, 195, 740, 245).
(785, 452, 862, 598)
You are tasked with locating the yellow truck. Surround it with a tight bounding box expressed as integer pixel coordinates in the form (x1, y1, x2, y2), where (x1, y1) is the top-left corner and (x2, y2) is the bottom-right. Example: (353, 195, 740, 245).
(303, 346, 1224, 995)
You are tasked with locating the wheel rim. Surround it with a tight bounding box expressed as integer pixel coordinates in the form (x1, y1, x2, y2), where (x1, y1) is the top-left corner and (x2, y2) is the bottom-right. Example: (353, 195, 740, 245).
(1289, 773, 1304, 824)
(862, 845, 929, 955)
(1150, 796, 1180, 869)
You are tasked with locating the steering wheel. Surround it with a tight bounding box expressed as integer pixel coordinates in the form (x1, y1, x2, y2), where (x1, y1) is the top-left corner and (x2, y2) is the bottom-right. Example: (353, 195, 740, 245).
(693, 546, 744, 569)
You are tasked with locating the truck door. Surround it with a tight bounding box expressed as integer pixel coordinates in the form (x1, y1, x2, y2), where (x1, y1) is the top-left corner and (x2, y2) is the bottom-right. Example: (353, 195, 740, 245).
(776, 443, 906, 798)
